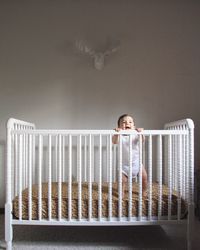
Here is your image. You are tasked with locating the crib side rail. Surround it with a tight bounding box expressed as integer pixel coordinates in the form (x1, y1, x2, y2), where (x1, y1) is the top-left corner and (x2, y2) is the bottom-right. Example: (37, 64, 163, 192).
(6, 118, 194, 224)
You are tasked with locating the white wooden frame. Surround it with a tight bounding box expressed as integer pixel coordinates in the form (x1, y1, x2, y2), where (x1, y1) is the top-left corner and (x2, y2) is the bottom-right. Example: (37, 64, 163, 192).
(5, 118, 194, 250)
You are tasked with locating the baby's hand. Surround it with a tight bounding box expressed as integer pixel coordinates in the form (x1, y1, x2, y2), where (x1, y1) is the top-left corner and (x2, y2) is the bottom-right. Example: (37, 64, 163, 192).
(114, 127, 122, 132)
(136, 127, 144, 132)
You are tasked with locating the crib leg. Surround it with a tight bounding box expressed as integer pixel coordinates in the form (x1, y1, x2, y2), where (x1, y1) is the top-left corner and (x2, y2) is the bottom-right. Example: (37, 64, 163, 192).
(5, 203, 13, 250)
(187, 203, 194, 250)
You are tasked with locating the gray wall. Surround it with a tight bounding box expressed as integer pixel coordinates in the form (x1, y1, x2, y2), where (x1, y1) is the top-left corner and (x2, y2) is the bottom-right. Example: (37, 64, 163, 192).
(0, 0, 200, 207)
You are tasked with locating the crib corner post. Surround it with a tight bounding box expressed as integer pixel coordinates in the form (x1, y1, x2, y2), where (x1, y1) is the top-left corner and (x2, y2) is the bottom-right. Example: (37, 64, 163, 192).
(187, 203, 194, 250)
(187, 121, 194, 250)
(5, 203, 13, 250)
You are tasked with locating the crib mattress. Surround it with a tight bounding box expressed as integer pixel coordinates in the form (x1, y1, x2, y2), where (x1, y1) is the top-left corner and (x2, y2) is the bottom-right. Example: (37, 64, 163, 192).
(12, 182, 187, 220)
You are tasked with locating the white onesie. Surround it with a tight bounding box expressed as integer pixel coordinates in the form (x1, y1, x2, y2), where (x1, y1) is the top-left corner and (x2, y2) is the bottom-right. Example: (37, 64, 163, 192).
(121, 134, 140, 177)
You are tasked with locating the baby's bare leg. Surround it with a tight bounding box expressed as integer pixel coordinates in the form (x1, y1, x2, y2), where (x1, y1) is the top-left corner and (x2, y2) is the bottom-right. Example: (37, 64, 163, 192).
(142, 166, 148, 196)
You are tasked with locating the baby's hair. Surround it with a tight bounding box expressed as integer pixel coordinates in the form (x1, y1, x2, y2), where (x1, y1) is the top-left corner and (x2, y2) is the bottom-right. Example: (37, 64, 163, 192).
(117, 114, 133, 127)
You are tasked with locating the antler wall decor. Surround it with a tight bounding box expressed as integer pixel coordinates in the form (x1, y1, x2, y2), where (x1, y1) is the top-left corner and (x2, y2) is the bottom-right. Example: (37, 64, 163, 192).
(75, 38, 120, 70)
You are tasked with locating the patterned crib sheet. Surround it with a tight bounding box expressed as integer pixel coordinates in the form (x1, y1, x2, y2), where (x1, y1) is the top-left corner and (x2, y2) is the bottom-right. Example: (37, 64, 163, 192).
(12, 182, 187, 220)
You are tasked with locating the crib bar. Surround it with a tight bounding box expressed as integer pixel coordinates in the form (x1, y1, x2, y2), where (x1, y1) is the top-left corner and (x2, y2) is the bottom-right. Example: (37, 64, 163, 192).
(14, 134, 18, 196)
(55, 136, 58, 182)
(148, 135, 152, 220)
(108, 135, 112, 220)
(177, 135, 182, 220)
(118, 135, 122, 220)
(25, 133, 28, 190)
(138, 135, 143, 220)
(68, 135, 72, 221)
(185, 133, 189, 202)
(58, 135, 62, 221)
(18, 135, 23, 221)
(128, 135, 133, 220)
(98, 135, 102, 221)
(168, 135, 172, 220)
(32, 135, 36, 186)
(38, 135, 43, 220)
(48, 135, 52, 221)
(22, 133, 25, 189)
(78, 135, 82, 221)
(84, 136, 87, 182)
(182, 134, 186, 199)
(106, 136, 109, 182)
(113, 144, 117, 182)
(88, 134, 92, 221)
(28, 134, 32, 221)
(158, 135, 162, 220)
(62, 136, 65, 182)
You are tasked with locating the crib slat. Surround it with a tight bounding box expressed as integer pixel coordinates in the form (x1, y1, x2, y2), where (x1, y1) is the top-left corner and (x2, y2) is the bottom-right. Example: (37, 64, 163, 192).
(182, 134, 186, 199)
(25, 133, 28, 190)
(108, 135, 112, 221)
(14, 134, 18, 196)
(128, 135, 133, 220)
(28, 134, 32, 221)
(58, 134, 62, 221)
(168, 135, 172, 220)
(38, 135, 43, 221)
(22, 134, 25, 191)
(68, 135, 72, 221)
(148, 135, 152, 220)
(113, 143, 117, 182)
(177, 134, 182, 220)
(158, 135, 162, 220)
(48, 135, 52, 221)
(88, 134, 92, 221)
(185, 133, 189, 201)
(78, 135, 82, 221)
(84, 136, 87, 182)
(106, 136, 109, 182)
(138, 135, 143, 220)
(118, 135, 122, 220)
(55, 135, 58, 182)
(32, 135, 36, 186)
(98, 134, 102, 221)
(172, 133, 175, 190)
(174, 132, 178, 190)
(19, 134, 23, 221)
(62, 136, 65, 182)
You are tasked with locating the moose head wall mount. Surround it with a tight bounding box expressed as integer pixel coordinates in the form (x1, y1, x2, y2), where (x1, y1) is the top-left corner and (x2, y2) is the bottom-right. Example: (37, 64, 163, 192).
(75, 38, 120, 70)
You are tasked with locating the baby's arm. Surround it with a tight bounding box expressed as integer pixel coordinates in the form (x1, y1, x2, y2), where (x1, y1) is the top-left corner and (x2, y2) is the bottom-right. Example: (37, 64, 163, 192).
(112, 128, 121, 144)
(136, 127, 145, 141)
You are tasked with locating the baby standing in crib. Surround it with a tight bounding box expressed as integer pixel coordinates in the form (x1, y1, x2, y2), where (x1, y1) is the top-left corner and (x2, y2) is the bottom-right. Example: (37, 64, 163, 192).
(112, 114, 147, 197)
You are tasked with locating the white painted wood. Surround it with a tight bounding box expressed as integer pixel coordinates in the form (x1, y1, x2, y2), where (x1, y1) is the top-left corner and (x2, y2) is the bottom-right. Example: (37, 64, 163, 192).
(5, 118, 194, 250)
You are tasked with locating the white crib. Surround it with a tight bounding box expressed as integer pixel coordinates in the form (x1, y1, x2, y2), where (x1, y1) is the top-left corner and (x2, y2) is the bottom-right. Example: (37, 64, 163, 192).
(5, 118, 194, 249)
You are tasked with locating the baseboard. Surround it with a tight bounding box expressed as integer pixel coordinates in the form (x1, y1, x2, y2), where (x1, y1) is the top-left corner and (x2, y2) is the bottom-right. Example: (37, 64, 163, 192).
(0, 208, 5, 214)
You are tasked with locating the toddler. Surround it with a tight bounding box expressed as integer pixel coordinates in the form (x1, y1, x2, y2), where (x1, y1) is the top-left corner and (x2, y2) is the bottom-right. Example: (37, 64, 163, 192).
(112, 114, 147, 196)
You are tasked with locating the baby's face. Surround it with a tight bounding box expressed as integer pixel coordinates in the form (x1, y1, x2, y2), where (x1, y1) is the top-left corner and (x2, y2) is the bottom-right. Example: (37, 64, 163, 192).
(119, 116, 135, 130)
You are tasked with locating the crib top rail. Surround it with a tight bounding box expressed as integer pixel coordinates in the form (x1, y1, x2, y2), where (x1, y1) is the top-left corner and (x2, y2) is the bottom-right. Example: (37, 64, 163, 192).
(7, 117, 194, 136)
(10, 129, 189, 136)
